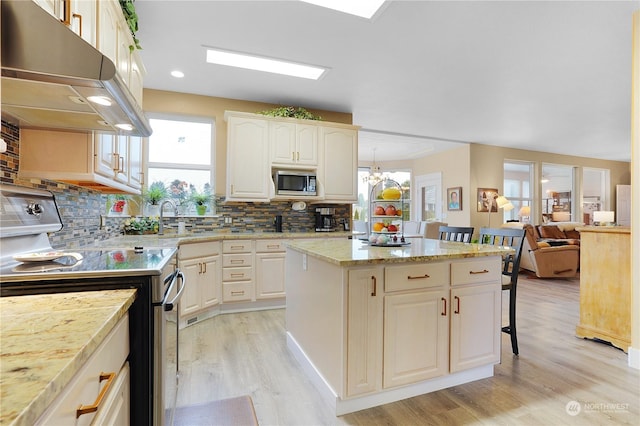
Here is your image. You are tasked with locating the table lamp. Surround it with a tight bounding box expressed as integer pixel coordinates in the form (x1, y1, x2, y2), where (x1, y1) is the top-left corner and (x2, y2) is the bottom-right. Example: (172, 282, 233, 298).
(488, 195, 513, 227)
(593, 211, 615, 226)
(518, 206, 531, 223)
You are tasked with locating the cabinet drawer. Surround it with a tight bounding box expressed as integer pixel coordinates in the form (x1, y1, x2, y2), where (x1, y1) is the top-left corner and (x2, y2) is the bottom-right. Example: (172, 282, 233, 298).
(385, 262, 448, 292)
(223, 253, 253, 268)
(451, 258, 501, 286)
(223, 240, 253, 253)
(255, 239, 286, 252)
(179, 241, 221, 259)
(36, 313, 129, 425)
(223, 267, 253, 282)
(223, 282, 253, 302)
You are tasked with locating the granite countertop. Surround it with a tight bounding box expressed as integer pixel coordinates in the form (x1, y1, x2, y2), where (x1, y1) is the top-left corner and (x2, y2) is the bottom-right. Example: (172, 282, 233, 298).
(286, 238, 513, 267)
(0, 289, 137, 426)
(92, 230, 355, 249)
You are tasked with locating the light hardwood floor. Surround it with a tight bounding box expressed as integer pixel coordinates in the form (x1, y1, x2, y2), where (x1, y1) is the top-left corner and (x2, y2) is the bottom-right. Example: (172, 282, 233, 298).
(175, 272, 639, 425)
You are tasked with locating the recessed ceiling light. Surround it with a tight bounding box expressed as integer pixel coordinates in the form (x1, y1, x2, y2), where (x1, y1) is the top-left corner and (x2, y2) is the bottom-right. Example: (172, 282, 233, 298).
(171, 70, 185, 78)
(87, 95, 112, 106)
(115, 123, 134, 131)
(300, 0, 386, 19)
(205, 48, 326, 80)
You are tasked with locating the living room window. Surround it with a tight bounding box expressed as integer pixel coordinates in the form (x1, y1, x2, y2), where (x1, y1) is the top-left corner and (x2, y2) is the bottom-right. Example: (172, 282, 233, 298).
(504, 161, 533, 222)
(541, 164, 575, 223)
(146, 114, 215, 215)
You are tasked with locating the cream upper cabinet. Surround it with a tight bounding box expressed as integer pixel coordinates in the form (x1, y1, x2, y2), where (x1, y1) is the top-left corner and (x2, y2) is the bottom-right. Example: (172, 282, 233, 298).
(128, 136, 144, 189)
(97, 0, 142, 101)
(270, 122, 318, 166)
(97, 0, 119, 63)
(225, 114, 271, 201)
(32, 0, 96, 46)
(94, 133, 144, 191)
(318, 125, 358, 203)
(19, 128, 141, 193)
(226, 111, 358, 202)
(129, 50, 146, 106)
(69, 0, 97, 46)
(32, 0, 60, 17)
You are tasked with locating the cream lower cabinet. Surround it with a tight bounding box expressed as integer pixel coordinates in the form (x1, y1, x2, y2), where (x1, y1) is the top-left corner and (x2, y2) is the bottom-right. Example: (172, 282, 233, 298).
(346, 259, 500, 397)
(255, 239, 287, 299)
(383, 290, 449, 388)
(36, 314, 130, 425)
(382, 262, 449, 389)
(179, 242, 222, 319)
(222, 240, 255, 302)
(449, 259, 502, 372)
(346, 267, 383, 397)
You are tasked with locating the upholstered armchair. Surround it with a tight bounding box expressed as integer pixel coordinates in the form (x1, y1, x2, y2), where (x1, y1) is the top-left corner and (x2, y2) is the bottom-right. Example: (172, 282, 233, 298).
(520, 224, 579, 278)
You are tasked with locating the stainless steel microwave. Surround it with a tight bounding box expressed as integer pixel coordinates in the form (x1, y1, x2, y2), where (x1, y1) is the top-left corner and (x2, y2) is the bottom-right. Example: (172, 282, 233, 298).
(273, 170, 317, 196)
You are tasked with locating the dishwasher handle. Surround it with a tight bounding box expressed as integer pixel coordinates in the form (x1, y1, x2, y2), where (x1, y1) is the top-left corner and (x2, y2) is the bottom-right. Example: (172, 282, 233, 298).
(162, 269, 185, 312)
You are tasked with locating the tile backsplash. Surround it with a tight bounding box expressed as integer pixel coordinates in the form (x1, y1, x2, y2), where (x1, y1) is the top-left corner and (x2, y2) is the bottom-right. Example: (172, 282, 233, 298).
(1, 121, 350, 249)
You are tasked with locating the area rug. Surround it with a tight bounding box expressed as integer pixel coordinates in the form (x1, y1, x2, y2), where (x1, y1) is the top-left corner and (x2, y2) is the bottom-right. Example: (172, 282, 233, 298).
(172, 395, 259, 426)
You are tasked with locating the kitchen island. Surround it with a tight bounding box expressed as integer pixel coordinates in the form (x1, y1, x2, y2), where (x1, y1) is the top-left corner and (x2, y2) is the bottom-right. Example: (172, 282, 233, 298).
(285, 238, 513, 415)
(0, 289, 136, 426)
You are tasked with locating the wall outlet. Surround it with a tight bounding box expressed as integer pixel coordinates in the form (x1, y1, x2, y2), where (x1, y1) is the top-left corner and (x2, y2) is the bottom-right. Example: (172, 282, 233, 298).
(224, 217, 232, 224)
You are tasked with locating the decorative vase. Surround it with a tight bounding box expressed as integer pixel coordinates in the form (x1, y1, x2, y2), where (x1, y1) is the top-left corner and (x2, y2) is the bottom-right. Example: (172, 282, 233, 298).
(196, 204, 207, 215)
(147, 204, 160, 217)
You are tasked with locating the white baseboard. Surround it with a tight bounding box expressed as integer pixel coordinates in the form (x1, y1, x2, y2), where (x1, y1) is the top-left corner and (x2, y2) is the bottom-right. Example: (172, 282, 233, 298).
(629, 346, 640, 369)
(286, 331, 494, 416)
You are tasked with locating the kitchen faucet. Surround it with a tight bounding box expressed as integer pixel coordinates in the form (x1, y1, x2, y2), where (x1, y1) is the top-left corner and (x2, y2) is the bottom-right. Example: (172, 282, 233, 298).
(158, 200, 177, 235)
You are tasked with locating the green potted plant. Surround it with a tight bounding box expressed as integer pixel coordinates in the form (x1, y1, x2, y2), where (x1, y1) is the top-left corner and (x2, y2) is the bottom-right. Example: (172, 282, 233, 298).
(191, 191, 211, 215)
(143, 181, 168, 216)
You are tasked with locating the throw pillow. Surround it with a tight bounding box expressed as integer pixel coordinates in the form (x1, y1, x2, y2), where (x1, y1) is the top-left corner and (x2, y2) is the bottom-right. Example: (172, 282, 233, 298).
(565, 229, 580, 239)
(539, 225, 566, 239)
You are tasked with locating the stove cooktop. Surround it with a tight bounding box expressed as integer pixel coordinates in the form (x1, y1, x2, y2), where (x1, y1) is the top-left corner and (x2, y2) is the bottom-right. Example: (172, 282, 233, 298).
(0, 247, 177, 282)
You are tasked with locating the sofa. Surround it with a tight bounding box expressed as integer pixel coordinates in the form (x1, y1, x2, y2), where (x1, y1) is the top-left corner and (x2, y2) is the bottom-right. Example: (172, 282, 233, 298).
(502, 222, 581, 278)
(535, 222, 582, 247)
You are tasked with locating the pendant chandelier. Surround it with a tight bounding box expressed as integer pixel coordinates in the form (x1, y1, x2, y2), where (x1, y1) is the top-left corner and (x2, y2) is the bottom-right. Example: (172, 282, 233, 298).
(363, 147, 387, 184)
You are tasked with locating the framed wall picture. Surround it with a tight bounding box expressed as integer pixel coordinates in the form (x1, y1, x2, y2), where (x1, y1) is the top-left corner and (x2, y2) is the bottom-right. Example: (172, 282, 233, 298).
(447, 187, 462, 211)
(477, 188, 498, 212)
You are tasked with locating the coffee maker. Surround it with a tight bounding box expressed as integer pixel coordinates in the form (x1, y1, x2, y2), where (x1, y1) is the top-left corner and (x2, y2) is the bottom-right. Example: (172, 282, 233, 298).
(315, 208, 336, 232)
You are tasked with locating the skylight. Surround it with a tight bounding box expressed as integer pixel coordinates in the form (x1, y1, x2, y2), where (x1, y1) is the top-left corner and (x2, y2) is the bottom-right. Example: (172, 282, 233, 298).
(300, 0, 386, 19)
(205, 48, 326, 80)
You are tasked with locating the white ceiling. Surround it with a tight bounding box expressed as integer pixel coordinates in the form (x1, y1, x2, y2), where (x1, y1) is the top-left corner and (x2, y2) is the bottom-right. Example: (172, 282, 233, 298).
(135, 0, 638, 163)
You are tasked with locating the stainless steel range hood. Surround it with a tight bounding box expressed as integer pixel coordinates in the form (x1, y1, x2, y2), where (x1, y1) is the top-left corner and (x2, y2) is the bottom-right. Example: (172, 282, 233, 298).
(1, 0, 152, 137)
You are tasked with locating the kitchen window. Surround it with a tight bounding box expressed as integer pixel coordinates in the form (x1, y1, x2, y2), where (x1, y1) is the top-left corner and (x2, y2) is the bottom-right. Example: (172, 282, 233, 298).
(146, 114, 215, 215)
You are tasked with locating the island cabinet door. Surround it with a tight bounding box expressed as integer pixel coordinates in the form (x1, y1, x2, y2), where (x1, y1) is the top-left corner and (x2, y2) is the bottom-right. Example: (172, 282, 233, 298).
(449, 283, 501, 372)
(346, 268, 383, 397)
(383, 289, 449, 389)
